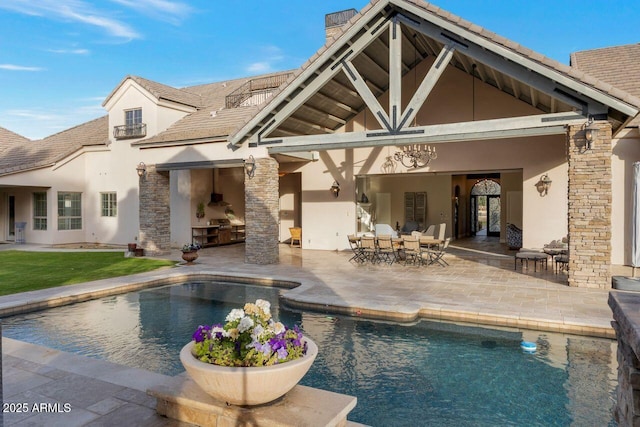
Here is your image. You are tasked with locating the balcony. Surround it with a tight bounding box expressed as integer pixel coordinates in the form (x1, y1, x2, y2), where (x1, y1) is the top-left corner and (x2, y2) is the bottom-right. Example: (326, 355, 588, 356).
(225, 73, 293, 109)
(113, 123, 147, 140)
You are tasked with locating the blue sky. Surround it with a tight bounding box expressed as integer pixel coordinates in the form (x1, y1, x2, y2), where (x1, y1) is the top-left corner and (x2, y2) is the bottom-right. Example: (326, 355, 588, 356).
(1, 0, 638, 140)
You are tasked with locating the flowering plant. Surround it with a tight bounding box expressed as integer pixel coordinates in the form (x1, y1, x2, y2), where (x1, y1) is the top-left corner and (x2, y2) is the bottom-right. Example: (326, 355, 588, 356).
(191, 299, 307, 367)
(182, 243, 201, 252)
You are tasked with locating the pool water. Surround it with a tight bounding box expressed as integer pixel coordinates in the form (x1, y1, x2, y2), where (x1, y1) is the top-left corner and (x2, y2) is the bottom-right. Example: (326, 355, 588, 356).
(1, 281, 617, 426)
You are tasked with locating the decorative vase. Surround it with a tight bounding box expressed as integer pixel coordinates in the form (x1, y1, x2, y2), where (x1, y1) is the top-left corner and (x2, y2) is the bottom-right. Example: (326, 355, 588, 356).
(181, 250, 199, 264)
(179, 337, 318, 406)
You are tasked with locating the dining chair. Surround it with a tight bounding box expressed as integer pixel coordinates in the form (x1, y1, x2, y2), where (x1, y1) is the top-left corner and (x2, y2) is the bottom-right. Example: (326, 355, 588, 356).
(376, 234, 396, 264)
(347, 234, 366, 264)
(359, 236, 378, 263)
(401, 237, 422, 265)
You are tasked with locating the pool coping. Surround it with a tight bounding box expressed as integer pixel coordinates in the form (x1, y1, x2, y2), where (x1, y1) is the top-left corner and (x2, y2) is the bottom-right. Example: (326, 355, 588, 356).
(0, 266, 615, 339)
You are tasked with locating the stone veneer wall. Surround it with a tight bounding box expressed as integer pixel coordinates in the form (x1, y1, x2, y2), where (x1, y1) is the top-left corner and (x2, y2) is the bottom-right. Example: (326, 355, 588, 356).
(567, 122, 612, 289)
(609, 292, 640, 427)
(139, 164, 171, 256)
(245, 157, 279, 264)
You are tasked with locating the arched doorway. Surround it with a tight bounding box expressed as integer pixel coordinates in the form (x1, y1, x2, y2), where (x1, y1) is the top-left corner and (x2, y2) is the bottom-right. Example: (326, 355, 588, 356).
(470, 179, 501, 237)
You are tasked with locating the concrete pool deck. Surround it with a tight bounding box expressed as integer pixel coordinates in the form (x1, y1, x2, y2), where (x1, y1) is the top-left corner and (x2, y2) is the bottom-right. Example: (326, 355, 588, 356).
(0, 239, 619, 425)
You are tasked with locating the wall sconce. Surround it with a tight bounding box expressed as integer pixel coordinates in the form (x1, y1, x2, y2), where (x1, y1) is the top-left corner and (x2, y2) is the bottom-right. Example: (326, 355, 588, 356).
(136, 162, 146, 178)
(535, 174, 552, 197)
(577, 117, 598, 152)
(244, 155, 256, 179)
(330, 181, 340, 198)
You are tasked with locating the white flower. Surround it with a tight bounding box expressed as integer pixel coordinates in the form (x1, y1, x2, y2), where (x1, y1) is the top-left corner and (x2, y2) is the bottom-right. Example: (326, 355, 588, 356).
(251, 324, 265, 341)
(256, 299, 271, 315)
(238, 316, 254, 333)
(273, 321, 285, 335)
(226, 309, 245, 322)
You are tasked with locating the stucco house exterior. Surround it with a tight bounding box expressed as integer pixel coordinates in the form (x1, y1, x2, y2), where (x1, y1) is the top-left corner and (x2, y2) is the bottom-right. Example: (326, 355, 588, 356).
(1, 0, 639, 290)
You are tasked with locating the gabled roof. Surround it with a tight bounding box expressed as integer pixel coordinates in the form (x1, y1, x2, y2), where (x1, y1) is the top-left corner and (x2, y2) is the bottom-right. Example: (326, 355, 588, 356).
(0, 127, 30, 155)
(103, 75, 203, 108)
(0, 116, 108, 176)
(135, 71, 294, 145)
(571, 43, 640, 126)
(229, 0, 640, 147)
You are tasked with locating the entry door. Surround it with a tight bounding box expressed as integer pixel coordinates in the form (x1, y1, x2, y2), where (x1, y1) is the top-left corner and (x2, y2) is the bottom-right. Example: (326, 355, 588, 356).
(8, 195, 15, 240)
(487, 195, 501, 237)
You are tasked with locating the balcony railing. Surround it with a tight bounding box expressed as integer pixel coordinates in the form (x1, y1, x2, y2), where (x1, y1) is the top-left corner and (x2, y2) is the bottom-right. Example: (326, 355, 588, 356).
(113, 123, 147, 139)
(225, 73, 293, 109)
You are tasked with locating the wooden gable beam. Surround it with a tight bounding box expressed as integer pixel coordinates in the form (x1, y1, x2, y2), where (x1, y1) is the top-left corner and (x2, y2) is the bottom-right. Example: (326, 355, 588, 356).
(395, 10, 621, 116)
(229, 11, 391, 147)
(259, 112, 586, 153)
(399, 43, 455, 130)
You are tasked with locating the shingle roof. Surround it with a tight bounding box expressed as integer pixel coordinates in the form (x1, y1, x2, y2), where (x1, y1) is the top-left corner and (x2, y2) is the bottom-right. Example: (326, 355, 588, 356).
(103, 75, 202, 108)
(0, 127, 30, 156)
(0, 116, 108, 176)
(399, 0, 640, 110)
(137, 71, 294, 145)
(571, 44, 640, 126)
(230, 0, 640, 144)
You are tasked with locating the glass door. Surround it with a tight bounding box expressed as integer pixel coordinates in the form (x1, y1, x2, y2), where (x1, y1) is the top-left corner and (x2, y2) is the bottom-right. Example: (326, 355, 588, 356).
(8, 195, 15, 240)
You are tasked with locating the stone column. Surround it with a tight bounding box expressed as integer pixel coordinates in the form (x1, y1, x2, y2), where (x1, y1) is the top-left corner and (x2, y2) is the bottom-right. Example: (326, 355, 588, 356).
(245, 157, 279, 264)
(566, 121, 612, 288)
(139, 164, 171, 256)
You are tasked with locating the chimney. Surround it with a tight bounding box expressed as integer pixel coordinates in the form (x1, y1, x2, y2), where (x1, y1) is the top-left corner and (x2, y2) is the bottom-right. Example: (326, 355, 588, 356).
(325, 9, 358, 42)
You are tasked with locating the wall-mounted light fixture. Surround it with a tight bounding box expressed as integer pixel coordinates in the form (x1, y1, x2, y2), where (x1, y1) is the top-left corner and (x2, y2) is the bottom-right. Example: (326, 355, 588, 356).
(535, 173, 552, 197)
(577, 117, 598, 153)
(244, 155, 256, 179)
(330, 181, 340, 198)
(136, 162, 146, 178)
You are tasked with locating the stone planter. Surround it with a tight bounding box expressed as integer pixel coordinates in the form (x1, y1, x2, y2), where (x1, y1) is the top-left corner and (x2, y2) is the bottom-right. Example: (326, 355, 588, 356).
(179, 337, 318, 406)
(181, 250, 198, 264)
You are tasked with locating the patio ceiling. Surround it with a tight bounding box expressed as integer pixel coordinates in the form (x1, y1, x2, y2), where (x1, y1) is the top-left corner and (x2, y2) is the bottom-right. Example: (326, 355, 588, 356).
(229, 0, 639, 154)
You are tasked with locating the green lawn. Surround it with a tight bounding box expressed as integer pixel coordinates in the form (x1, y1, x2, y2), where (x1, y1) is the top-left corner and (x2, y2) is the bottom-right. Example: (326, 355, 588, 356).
(0, 250, 176, 296)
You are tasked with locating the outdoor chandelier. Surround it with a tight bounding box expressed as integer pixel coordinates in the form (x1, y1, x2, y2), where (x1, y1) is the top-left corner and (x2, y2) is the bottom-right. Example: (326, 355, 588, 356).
(394, 144, 437, 169)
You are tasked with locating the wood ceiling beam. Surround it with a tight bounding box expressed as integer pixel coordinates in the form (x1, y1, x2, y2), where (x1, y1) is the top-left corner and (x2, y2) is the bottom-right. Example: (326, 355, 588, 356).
(229, 8, 391, 146)
(260, 112, 586, 153)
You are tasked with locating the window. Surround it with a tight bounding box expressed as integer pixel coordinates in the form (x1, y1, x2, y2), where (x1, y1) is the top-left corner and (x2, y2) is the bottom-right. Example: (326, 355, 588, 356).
(101, 192, 117, 217)
(33, 192, 47, 230)
(125, 108, 142, 126)
(57, 192, 82, 230)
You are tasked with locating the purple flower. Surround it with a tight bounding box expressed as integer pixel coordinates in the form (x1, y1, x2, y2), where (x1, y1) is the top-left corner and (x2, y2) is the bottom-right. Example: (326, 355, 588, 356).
(192, 325, 210, 343)
(277, 346, 288, 359)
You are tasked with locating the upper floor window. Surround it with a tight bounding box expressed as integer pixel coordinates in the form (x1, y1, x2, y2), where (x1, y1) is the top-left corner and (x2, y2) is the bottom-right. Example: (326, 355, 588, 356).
(101, 192, 117, 217)
(33, 192, 47, 230)
(114, 108, 146, 139)
(58, 192, 82, 230)
(126, 108, 142, 126)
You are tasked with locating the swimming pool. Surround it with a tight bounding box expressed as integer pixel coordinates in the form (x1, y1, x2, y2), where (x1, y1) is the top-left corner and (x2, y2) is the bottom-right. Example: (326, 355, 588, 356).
(1, 280, 617, 426)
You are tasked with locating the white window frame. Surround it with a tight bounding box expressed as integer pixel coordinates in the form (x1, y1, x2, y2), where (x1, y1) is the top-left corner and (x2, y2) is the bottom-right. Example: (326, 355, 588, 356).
(57, 192, 82, 230)
(101, 192, 117, 217)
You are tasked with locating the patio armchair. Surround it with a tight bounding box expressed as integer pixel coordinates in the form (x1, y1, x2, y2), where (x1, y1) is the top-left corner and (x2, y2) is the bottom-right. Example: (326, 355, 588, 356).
(421, 224, 436, 238)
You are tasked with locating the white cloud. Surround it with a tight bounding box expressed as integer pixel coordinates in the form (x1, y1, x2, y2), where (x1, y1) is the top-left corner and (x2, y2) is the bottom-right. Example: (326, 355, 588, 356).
(4, 103, 105, 140)
(48, 48, 90, 55)
(0, 0, 140, 40)
(0, 64, 44, 71)
(246, 62, 272, 74)
(244, 45, 285, 75)
(110, 0, 192, 24)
